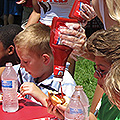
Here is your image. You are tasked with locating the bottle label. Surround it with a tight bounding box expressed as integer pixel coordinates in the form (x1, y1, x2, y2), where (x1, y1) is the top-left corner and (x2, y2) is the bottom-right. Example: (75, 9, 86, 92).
(54, 65, 65, 78)
(70, 107, 83, 114)
(2, 80, 14, 88)
(70, 108, 85, 119)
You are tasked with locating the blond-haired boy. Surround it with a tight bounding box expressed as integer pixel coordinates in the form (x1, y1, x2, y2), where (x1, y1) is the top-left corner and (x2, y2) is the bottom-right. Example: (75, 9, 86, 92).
(13, 23, 76, 106)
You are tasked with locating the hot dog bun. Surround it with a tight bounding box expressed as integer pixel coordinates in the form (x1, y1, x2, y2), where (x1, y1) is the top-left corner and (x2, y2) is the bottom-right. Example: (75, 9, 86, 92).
(48, 90, 70, 106)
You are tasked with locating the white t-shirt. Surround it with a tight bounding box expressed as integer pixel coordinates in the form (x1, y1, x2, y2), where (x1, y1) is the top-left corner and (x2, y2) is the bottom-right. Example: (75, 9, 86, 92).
(38, 0, 74, 26)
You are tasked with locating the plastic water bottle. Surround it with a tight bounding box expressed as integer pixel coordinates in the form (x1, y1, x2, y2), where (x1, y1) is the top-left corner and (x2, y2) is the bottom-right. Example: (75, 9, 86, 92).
(79, 86, 89, 120)
(64, 86, 85, 120)
(1, 62, 18, 112)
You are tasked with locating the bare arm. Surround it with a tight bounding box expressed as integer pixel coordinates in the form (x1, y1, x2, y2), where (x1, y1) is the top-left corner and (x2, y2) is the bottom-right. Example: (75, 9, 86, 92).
(16, 0, 26, 4)
(92, 0, 103, 22)
(92, 0, 118, 29)
(90, 84, 104, 114)
(25, 0, 41, 28)
(20, 82, 48, 107)
(89, 112, 97, 120)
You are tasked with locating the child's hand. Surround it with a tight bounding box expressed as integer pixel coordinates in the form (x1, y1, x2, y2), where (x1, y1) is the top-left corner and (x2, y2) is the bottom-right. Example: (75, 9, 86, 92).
(46, 98, 66, 120)
(20, 82, 48, 107)
(20, 82, 39, 97)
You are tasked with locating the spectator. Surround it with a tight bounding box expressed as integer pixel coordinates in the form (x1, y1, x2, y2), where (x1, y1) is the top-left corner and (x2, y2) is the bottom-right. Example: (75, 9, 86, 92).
(4, 0, 23, 25)
(16, 0, 33, 24)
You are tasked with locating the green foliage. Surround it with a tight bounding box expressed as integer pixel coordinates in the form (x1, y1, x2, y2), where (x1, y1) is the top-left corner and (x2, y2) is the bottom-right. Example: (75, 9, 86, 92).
(74, 57, 97, 106)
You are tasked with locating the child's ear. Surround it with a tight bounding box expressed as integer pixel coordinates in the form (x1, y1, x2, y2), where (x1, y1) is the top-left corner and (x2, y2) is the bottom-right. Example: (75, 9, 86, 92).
(42, 54, 50, 65)
(7, 45, 15, 55)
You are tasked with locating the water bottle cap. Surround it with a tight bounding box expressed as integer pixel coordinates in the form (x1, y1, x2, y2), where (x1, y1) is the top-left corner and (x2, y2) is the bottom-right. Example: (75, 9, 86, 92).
(6, 62, 12, 67)
(75, 85, 83, 90)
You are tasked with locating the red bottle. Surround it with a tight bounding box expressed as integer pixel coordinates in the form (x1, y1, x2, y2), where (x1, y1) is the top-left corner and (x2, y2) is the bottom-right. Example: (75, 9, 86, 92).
(50, 17, 78, 81)
(69, 0, 90, 21)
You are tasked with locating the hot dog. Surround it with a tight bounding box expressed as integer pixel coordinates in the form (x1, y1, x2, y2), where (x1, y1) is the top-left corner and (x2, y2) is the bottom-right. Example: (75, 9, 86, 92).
(48, 90, 70, 106)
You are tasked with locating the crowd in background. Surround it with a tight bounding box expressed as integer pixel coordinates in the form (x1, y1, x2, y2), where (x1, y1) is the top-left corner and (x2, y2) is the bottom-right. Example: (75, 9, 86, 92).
(0, 0, 104, 38)
(0, 0, 32, 27)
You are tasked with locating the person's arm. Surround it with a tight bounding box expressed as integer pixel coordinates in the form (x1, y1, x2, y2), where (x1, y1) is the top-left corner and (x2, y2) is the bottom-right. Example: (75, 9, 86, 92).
(20, 82, 48, 107)
(16, 0, 26, 4)
(90, 84, 104, 114)
(92, 0, 103, 23)
(89, 112, 97, 120)
(25, 0, 41, 28)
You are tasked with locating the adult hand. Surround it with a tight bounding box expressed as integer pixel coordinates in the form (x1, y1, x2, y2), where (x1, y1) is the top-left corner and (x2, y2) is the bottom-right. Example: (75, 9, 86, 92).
(81, 4, 97, 21)
(60, 23, 87, 61)
(16, 0, 26, 4)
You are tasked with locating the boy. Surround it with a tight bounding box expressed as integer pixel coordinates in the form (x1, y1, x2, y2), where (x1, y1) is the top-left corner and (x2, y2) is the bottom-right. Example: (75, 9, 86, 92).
(13, 23, 76, 106)
(0, 24, 23, 66)
(0, 24, 23, 91)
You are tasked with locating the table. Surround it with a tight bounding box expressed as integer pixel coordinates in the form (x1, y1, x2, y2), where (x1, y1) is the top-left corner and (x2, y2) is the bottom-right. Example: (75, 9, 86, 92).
(0, 99, 56, 120)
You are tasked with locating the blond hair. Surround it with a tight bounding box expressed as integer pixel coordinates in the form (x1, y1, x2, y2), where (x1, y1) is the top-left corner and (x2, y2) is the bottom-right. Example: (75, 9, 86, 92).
(106, 0, 120, 23)
(105, 61, 120, 107)
(14, 23, 52, 57)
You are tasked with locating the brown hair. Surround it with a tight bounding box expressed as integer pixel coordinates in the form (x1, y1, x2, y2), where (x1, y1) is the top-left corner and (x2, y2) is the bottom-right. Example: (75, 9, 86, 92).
(87, 25, 120, 63)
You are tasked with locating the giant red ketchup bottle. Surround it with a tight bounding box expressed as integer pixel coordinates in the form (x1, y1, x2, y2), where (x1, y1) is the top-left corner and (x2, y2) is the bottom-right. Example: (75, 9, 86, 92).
(69, 0, 90, 21)
(50, 17, 78, 82)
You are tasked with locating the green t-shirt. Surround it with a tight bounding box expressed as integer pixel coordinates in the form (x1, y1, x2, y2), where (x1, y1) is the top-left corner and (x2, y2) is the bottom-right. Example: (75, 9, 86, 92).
(97, 93, 120, 120)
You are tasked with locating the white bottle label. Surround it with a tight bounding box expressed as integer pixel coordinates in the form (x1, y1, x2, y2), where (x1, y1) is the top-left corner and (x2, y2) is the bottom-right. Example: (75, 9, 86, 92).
(69, 108, 85, 119)
(2, 80, 13, 88)
(70, 108, 84, 114)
